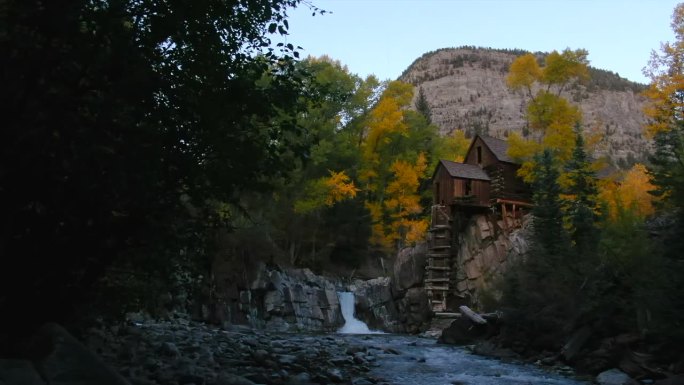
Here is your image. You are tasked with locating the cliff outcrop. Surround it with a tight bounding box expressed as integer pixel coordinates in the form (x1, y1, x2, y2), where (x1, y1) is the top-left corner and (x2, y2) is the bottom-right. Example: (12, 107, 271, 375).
(400, 47, 649, 167)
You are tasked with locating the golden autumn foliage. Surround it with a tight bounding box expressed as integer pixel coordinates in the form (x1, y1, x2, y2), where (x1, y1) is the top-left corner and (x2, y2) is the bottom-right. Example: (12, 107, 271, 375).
(366, 153, 429, 251)
(324, 170, 359, 206)
(506, 53, 542, 96)
(360, 81, 414, 191)
(541, 49, 589, 91)
(643, 3, 684, 135)
(505, 49, 599, 183)
(598, 164, 656, 220)
(294, 170, 359, 214)
(435, 129, 470, 163)
(385, 153, 429, 248)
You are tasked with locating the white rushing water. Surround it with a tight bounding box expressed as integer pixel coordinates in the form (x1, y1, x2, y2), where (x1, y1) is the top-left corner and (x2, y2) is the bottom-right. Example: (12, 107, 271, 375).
(337, 291, 380, 334)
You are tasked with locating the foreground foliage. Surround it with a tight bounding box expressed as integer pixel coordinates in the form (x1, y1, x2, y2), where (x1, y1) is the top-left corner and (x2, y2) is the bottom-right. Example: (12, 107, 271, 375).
(0, 0, 316, 342)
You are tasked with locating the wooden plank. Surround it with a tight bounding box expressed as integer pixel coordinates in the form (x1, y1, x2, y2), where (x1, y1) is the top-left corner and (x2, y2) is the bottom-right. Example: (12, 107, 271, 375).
(459, 305, 487, 325)
(495, 198, 533, 207)
(425, 266, 450, 271)
(425, 278, 450, 283)
(434, 312, 461, 318)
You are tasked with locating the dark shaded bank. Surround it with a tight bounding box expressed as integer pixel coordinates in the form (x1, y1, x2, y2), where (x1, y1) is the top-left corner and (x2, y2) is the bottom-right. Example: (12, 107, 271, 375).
(0, 318, 591, 385)
(436, 306, 684, 385)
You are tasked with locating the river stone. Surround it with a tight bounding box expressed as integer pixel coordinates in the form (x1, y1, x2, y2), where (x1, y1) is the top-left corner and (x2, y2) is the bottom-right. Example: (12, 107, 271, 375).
(596, 368, 638, 385)
(0, 359, 45, 385)
(288, 372, 311, 384)
(159, 342, 180, 357)
(25, 323, 131, 385)
(438, 316, 489, 345)
(213, 373, 256, 385)
(393, 242, 427, 291)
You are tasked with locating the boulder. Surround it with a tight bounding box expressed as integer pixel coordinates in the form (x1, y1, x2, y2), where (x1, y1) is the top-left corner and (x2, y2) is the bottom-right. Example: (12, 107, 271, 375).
(393, 243, 427, 292)
(438, 316, 488, 345)
(397, 288, 432, 334)
(596, 369, 638, 385)
(353, 277, 404, 332)
(655, 375, 684, 385)
(0, 359, 45, 385)
(233, 265, 344, 332)
(24, 323, 131, 385)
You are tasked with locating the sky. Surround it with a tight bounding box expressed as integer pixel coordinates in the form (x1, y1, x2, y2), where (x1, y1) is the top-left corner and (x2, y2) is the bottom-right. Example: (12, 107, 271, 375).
(282, 0, 681, 85)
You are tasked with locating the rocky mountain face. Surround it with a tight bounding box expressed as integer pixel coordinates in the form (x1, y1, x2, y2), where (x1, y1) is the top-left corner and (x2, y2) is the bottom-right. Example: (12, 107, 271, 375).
(451, 212, 531, 307)
(400, 47, 650, 167)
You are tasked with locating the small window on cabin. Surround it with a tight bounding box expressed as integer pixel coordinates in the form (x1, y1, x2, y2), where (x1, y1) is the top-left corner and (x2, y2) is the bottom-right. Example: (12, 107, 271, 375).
(465, 180, 472, 196)
(477, 146, 482, 164)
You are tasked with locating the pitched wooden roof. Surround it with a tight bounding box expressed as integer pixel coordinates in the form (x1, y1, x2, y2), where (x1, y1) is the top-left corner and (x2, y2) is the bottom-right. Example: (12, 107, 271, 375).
(478, 135, 514, 163)
(438, 160, 491, 181)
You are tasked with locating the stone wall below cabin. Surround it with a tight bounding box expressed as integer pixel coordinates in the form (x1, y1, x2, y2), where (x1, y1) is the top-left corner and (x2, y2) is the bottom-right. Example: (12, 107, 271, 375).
(450, 212, 531, 307)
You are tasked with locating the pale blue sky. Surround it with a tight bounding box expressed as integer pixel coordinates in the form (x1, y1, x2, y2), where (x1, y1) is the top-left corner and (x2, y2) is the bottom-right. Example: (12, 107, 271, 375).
(283, 0, 680, 84)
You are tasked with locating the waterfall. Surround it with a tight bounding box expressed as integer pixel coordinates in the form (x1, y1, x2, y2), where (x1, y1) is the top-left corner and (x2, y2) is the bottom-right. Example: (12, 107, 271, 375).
(337, 292, 380, 334)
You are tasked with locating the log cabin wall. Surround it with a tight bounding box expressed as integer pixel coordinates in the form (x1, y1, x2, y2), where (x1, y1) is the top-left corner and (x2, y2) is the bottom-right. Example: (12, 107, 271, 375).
(433, 165, 454, 205)
(472, 179, 490, 204)
(501, 163, 529, 199)
(452, 178, 490, 205)
(464, 136, 499, 168)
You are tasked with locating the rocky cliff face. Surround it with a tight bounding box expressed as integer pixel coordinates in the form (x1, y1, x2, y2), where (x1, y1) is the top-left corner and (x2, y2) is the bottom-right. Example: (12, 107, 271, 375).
(204, 263, 345, 332)
(345, 243, 432, 334)
(204, 258, 433, 334)
(451, 212, 531, 306)
(400, 47, 649, 166)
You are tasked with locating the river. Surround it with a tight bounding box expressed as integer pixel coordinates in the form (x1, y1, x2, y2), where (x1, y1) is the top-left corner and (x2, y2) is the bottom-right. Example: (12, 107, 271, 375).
(80, 293, 592, 384)
(338, 333, 589, 385)
(335, 291, 588, 385)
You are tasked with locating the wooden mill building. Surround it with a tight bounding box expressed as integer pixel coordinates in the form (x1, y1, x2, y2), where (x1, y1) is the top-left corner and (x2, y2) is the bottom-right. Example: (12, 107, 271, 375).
(426, 135, 532, 312)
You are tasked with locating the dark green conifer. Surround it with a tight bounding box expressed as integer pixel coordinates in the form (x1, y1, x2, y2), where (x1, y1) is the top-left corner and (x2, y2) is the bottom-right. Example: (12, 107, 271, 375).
(414, 87, 432, 124)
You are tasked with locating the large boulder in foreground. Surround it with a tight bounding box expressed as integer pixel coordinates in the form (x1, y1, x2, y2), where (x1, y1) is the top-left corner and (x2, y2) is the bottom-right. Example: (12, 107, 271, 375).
(393, 243, 427, 292)
(353, 277, 404, 333)
(2, 323, 131, 385)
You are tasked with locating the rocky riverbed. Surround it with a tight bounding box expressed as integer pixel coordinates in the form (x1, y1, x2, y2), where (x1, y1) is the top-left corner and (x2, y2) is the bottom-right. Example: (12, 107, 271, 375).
(81, 318, 591, 385)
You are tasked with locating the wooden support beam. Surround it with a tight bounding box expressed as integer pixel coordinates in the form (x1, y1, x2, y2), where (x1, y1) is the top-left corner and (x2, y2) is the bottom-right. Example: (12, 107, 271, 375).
(430, 245, 451, 250)
(425, 285, 449, 291)
(425, 266, 450, 271)
(459, 305, 487, 325)
(495, 198, 533, 207)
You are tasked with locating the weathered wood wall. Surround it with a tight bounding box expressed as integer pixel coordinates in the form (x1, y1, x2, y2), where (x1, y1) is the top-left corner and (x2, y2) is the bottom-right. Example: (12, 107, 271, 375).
(433, 165, 454, 205)
(464, 136, 498, 168)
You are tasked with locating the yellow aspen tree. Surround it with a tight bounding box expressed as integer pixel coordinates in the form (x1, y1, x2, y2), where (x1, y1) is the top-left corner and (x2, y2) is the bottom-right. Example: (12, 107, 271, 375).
(359, 81, 414, 195)
(506, 53, 542, 98)
(381, 153, 428, 250)
(643, 3, 684, 135)
(435, 129, 471, 164)
(294, 170, 359, 214)
(598, 164, 656, 220)
(505, 49, 597, 183)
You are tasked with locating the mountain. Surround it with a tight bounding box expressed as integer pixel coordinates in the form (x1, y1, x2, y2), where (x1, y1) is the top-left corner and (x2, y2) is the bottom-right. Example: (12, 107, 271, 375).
(399, 46, 650, 168)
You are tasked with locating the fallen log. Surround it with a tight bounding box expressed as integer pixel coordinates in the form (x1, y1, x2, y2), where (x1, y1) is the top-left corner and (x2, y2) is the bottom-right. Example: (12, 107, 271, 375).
(480, 311, 503, 323)
(459, 306, 487, 325)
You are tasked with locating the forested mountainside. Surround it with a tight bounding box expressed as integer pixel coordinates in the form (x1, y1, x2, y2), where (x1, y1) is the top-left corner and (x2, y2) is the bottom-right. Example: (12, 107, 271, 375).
(400, 47, 649, 168)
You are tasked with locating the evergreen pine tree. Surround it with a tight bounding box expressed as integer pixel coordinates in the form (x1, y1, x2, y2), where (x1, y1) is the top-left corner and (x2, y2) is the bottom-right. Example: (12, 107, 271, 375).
(499, 149, 571, 348)
(647, 120, 684, 342)
(564, 125, 600, 256)
(415, 87, 432, 124)
(531, 149, 568, 256)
